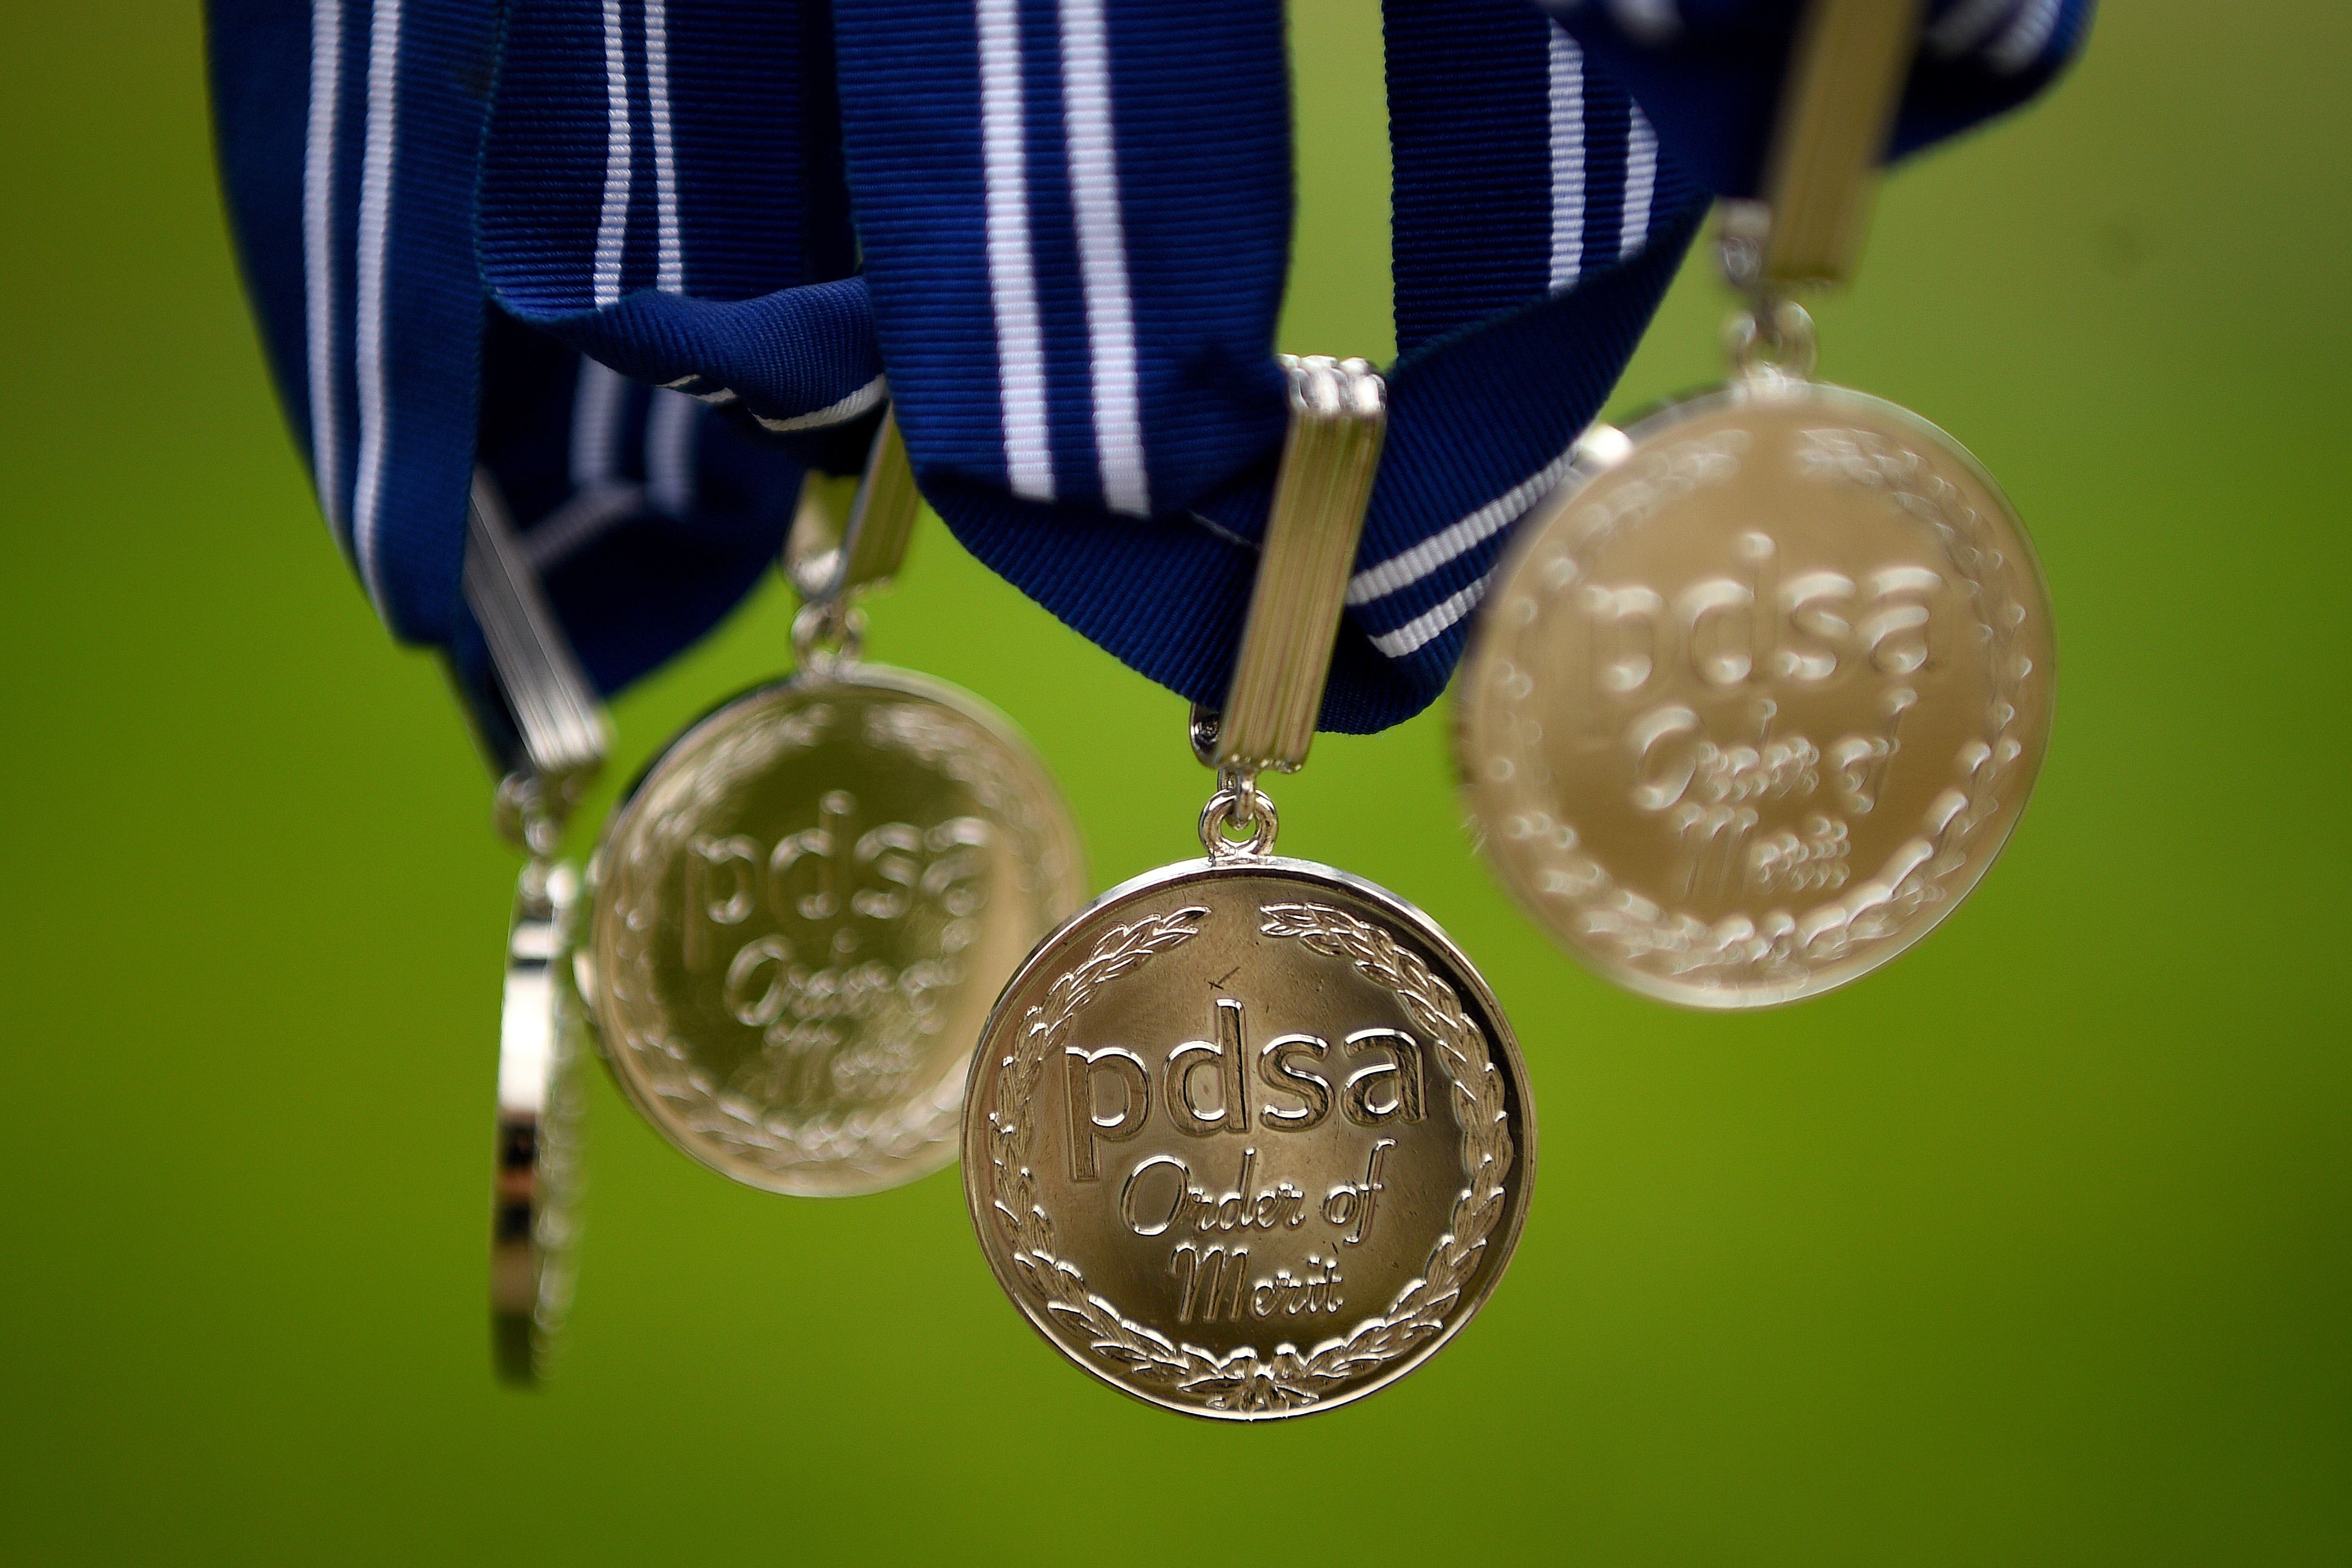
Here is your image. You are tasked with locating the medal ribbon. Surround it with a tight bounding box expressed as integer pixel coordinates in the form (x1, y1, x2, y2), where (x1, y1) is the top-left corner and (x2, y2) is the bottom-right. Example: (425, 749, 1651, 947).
(208, 0, 850, 696)
(208, 0, 2091, 722)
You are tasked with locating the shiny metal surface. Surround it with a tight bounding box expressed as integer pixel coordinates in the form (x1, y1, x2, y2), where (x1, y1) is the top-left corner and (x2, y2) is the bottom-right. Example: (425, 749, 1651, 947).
(1721, 0, 1921, 290)
(1460, 377, 2053, 1008)
(1214, 356, 1387, 774)
(462, 470, 610, 849)
(963, 854, 1533, 1420)
(785, 409, 919, 605)
(491, 861, 587, 1385)
(586, 665, 1086, 1195)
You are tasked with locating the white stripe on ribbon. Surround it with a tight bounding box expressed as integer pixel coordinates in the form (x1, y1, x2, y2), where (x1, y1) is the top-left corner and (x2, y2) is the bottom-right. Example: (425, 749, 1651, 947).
(303, 0, 345, 532)
(976, 0, 1055, 502)
(1370, 576, 1489, 659)
(646, 389, 699, 515)
(1607, 0, 1679, 45)
(591, 0, 632, 308)
(1348, 442, 1582, 607)
(1987, 0, 2061, 74)
(351, 0, 402, 611)
(1058, 0, 1151, 517)
(645, 0, 682, 293)
(525, 483, 646, 573)
(751, 373, 889, 433)
(1618, 102, 1657, 260)
(1927, 0, 2022, 57)
(1546, 27, 1587, 292)
(663, 374, 740, 407)
(570, 359, 631, 487)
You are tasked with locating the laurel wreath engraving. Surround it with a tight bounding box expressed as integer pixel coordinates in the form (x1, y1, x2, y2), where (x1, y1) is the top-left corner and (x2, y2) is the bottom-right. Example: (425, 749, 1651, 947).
(987, 899, 1514, 1414)
(1503, 423, 2033, 987)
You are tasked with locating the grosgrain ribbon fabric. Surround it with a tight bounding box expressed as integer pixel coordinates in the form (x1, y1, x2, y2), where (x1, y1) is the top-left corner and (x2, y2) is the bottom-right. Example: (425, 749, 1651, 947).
(832, 0, 2089, 729)
(1541, 0, 2098, 196)
(208, 0, 858, 695)
(207, 0, 2092, 720)
(830, 0, 1703, 730)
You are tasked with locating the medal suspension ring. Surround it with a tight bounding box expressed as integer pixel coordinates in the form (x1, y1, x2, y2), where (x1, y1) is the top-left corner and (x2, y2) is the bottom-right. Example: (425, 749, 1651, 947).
(984, 900, 1514, 1414)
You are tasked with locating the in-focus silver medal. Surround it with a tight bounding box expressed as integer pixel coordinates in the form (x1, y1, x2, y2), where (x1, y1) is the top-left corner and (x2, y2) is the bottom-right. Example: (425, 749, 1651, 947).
(965, 360, 1535, 1419)
(1458, 0, 2054, 1007)
(583, 416, 1088, 1195)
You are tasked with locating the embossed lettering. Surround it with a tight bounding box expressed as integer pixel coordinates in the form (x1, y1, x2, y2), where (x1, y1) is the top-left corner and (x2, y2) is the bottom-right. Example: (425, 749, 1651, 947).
(1341, 1031, 1425, 1126)
(684, 835, 760, 971)
(723, 935, 796, 1027)
(850, 823, 923, 920)
(1671, 801, 1759, 900)
(1576, 535, 1945, 697)
(1119, 1154, 1188, 1236)
(920, 819, 994, 916)
(1256, 1034, 1332, 1129)
(1581, 584, 1665, 696)
(1861, 566, 1943, 676)
(1320, 1138, 1395, 1247)
(1630, 705, 1704, 812)
(1250, 1258, 1344, 1318)
(1169, 1243, 1250, 1324)
(1132, 1149, 1314, 1237)
(1680, 576, 1756, 686)
(1065, 1046, 1150, 1181)
(1778, 569, 1855, 681)
(1830, 685, 1915, 812)
(771, 791, 854, 921)
(1166, 997, 1249, 1137)
(1746, 813, 1852, 893)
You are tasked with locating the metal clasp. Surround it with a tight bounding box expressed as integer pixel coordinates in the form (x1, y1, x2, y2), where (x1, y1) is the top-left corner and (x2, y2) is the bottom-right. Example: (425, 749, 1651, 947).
(1194, 354, 1387, 859)
(1726, 0, 1922, 294)
(1715, 0, 1920, 382)
(783, 408, 919, 678)
(457, 470, 612, 858)
(786, 408, 919, 607)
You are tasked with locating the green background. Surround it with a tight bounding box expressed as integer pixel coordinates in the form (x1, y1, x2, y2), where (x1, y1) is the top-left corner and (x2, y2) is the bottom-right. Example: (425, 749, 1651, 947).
(3, 2, 2345, 1561)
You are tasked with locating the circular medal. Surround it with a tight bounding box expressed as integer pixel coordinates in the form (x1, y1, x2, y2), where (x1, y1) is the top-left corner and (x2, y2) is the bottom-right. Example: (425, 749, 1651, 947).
(1460, 379, 2055, 1008)
(491, 862, 587, 1384)
(963, 851, 1534, 1420)
(584, 666, 1086, 1195)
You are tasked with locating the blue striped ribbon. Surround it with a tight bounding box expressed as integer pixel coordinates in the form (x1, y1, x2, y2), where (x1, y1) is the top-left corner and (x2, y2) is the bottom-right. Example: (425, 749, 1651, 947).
(206, 0, 2093, 722)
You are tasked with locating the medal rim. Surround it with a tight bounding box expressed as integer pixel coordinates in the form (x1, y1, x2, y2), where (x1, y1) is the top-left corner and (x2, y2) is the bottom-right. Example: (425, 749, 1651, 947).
(959, 851, 1538, 1421)
(492, 862, 585, 1386)
(585, 660, 1090, 1197)
(1457, 377, 2058, 1010)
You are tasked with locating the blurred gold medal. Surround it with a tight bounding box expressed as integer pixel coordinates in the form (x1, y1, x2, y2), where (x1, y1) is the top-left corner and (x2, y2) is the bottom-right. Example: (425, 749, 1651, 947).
(1458, 0, 2054, 1006)
(581, 415, 1087, 1195)
(965, 360, 1535, 1418)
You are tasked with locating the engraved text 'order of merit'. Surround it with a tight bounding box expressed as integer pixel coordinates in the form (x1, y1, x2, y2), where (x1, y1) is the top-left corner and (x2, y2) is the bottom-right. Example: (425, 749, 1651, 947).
(964, 357, 1535, 1420)
(965, 863, 1532, 1418)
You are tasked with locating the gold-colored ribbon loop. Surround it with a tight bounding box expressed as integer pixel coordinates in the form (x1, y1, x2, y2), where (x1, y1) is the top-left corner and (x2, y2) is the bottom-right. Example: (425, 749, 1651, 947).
(1724, 0, 1924, 293)
(785, 406, 920, 606)
(1211, 354, 1388, 776)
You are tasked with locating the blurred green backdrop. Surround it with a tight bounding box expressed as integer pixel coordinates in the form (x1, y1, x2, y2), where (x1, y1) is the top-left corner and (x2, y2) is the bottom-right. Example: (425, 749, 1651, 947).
(2, 2, 2347, 1563)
